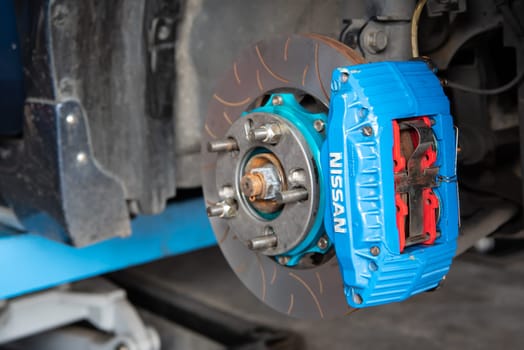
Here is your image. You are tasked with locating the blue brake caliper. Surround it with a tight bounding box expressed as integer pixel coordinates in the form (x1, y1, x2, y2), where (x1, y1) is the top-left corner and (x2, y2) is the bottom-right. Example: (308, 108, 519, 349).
(322, 61, 459, 308)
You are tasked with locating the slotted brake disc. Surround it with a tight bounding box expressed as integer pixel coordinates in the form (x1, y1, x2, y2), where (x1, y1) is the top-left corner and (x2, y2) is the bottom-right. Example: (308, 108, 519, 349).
(202, 34, 364, 319)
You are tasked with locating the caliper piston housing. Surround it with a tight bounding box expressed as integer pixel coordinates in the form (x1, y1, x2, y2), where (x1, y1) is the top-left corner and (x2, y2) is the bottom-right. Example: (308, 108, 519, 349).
(323, 61, 459, 308)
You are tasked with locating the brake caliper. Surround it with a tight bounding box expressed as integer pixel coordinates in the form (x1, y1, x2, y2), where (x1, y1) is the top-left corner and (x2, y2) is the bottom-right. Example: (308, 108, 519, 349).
(323, 61, 459, 308)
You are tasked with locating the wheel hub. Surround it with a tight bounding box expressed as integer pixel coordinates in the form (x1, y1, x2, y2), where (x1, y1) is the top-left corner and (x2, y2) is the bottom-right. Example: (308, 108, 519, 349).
(211, 95, 326, 258)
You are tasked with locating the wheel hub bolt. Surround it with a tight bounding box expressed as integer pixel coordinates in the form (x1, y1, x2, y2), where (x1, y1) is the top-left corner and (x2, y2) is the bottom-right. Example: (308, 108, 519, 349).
(248, 226, 278, 250)
(247, 233, 278, 250)
(276, 188, 308, 204)
(207, 199, 237, 218)
(247, 123, 282, 144)
(208, 138, 239, 152)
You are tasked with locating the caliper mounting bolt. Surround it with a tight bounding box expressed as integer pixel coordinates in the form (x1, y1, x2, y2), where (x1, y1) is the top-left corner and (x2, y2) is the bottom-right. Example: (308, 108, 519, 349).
(362, 125, 373, 136)
(317, 236, 329, 250)
(370, 246, 380, 256)
(271, 95, 283, 106)
(277, 256, 290, 265)
(313, 119, 325, 132)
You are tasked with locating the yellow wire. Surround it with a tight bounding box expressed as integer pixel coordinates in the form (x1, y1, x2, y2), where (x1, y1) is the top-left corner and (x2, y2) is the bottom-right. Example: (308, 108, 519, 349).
(411, 0, 428, 58)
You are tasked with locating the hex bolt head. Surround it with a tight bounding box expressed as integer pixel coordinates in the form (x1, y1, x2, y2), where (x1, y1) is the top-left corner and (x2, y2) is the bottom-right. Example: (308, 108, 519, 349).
(272, 95, 283, 106)
(362, 125, 373, 136)
(157, 25, 171, 41)
(370, 246, 380, 256)
(313, 119, 325, 132)
(364, 30, 388, 54)
(277, 256, 290, 265)
(317, 236, 329, 250)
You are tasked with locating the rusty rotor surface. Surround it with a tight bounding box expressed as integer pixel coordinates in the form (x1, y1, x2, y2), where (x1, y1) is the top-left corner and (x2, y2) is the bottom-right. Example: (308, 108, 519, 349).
(202, 34, 364, 319)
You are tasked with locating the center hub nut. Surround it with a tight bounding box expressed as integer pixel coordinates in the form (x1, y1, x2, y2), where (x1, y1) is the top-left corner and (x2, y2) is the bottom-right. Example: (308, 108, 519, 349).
(240, 173, 265, 199)
(241, 152, 285, 214)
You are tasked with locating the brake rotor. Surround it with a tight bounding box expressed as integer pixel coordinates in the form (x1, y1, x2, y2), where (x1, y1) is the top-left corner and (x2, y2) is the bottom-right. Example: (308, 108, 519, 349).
(202, 34, 364, 319)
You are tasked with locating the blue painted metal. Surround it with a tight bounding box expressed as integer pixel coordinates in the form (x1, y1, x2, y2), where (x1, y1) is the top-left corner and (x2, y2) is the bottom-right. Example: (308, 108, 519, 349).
(322, 61, 459, 307)
(246, 93, 331, 266)
(0, 198, 216, 299)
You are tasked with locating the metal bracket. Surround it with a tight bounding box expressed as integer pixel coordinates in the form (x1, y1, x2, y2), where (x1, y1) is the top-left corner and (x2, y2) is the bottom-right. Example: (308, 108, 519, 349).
(0, 279, 159, 350)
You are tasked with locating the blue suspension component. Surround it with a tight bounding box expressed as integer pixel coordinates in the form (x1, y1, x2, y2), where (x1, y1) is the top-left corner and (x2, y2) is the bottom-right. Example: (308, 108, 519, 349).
(322, 61, 459, 307)
(0, 198, 216, 299)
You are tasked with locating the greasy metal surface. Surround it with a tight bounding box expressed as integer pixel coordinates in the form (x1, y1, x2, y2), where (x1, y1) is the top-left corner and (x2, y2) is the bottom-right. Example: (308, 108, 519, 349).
(202, 34, 364, 319)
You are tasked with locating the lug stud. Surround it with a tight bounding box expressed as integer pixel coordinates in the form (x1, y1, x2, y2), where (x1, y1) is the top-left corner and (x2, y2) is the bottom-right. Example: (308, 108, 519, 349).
(248, 227, 278, 250)
(247, 123, 282, 144)
(206, 199, 237, 218)
(208, 138, 239, 152)
(276, 188, 308, 204)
